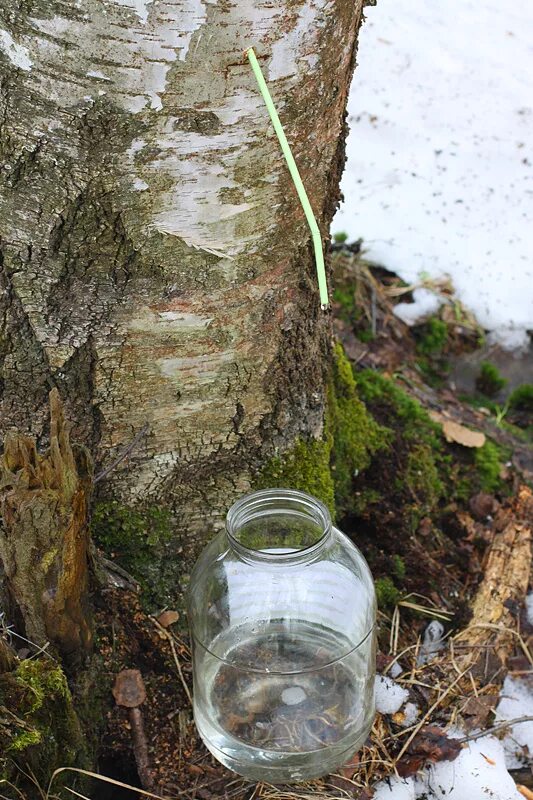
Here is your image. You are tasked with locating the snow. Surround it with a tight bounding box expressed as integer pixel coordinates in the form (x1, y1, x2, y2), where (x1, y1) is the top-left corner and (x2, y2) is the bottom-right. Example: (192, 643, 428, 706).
(526, 591, 533, 626)
(418, 735, 523, 800)
(374, 776, 415, 799)
(401, 701, 420, 728)
(417, 620, 445, 665)
(374, 736, 523, 799)
(375, 674, 409, 714)
(496, 673, 533, 768)
(334, 0, 533, 348)
(395, 289, 444, 327)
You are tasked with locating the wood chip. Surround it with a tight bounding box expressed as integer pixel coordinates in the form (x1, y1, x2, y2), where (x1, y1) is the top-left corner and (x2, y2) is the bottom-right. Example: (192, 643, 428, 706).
(157, 609, 180, 628)
(442, 419, 486, 448)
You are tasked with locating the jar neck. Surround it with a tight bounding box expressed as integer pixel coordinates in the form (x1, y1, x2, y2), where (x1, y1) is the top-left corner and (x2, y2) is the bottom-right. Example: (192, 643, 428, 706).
(225, 488, 332, 565)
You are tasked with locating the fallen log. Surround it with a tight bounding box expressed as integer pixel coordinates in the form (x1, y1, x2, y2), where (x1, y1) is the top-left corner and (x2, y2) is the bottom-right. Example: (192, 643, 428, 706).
(452, 484, 532, 680)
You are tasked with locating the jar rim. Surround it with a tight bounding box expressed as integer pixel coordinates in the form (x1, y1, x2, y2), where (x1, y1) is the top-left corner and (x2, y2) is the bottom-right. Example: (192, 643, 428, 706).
(225, 488, 332, 563)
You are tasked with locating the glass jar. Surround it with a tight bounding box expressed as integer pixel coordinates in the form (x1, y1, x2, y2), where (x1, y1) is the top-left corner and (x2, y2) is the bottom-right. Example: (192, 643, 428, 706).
(188, 488, 376, 783)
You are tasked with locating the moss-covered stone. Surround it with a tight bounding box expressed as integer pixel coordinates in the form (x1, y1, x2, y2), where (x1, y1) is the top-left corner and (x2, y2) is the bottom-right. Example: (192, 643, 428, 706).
(0, 659, 88, 794)
(91, 501, 175, 607)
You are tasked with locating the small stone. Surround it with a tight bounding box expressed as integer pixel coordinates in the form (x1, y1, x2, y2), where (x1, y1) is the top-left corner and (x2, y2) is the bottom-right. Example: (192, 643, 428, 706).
(281, 686, 307, 706)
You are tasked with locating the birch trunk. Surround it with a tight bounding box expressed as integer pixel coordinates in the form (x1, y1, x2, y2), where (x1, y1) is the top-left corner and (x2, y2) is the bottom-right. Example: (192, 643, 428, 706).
(0, 0, 363, 555)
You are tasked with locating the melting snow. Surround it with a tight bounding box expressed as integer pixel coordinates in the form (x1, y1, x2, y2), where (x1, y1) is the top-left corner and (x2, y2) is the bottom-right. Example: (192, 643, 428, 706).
(375, 674, 409, 715)
(334, 0, 533, 348)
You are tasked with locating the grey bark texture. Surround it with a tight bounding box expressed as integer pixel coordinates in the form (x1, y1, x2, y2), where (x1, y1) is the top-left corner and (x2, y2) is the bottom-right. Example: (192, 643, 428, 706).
(0, 0, 364, 557)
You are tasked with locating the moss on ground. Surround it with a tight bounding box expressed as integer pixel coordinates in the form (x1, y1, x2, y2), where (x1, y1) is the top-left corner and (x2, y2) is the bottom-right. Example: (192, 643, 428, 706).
(0, 659, 87, 793)
(474, 440, 507, 493)
(475, 361, 507, 397)
(405, 443, 444, 514)
(375, 576, 401, 610)
(416, 318, 448, 356)
(509, 383, 533, 412)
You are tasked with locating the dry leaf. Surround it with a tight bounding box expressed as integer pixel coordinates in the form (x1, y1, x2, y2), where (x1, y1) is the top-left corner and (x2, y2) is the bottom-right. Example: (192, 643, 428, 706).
(442, 420, 486, 448)
(462, 695, 497, 731)
(157, 610, 180, 628)
(480, 752, 496, 765)
(397, 725, 462, 777)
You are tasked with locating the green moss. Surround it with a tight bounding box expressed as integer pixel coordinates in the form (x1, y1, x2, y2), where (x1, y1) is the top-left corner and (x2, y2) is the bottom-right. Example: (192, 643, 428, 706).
(405, 444, 444, 513)
(416, 318, 448, 356)
(257, 344, 390, 520)
(392, 555, 406, 581)
(332, 285, 357, 326)
(328, 344, 391, 515)
(8, 728, 42, 752)
(475, 361, 507, 397)
(0, 659, 87, 791)
(474, 440, 505, 492)
(375, 577, 401, 610)
(357, 369, 442, 450)
(509, 384, 533, 412)
(91, 502, 174, 606)
(15, 659, 69, 713)
(256, 438, 335, 516)
(352, 488, 382, 514)
(333, 231, 348, 243)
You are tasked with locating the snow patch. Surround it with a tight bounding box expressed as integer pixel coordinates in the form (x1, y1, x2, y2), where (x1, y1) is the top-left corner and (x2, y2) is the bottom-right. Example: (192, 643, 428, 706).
(394, 288, 444, 326)
(401, 702, 420, 727)
(0, 29, 32, 71)
(375, 675, 409, 714)
(417, 734, 523, 800)
(496, 674, 533, 769)
(334, 0, 533, 347)
(487, 327, 532, 353)
(374, 776, 415, 799)
(526, 591, 533, 626)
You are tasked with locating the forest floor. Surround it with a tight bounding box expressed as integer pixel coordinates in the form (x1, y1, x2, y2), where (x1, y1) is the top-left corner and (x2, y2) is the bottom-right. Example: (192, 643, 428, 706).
(1, 249, 531, 800)
(85, 248, 532, 800)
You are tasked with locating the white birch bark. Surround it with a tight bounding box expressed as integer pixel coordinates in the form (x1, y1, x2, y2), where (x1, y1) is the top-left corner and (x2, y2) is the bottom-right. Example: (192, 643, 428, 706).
(0, 0, 363, 548)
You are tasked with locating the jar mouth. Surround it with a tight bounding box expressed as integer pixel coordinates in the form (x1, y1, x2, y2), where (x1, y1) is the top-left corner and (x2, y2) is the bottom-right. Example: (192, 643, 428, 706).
(226, 488, 332, 561)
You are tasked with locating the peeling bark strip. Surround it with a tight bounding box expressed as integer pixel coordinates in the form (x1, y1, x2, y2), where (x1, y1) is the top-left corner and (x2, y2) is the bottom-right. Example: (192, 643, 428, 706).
(0, 0, 364, 546)
(0, 389, 93, 665)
